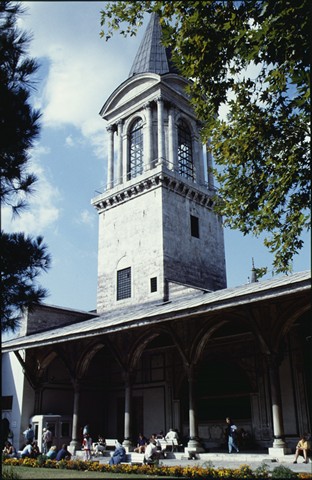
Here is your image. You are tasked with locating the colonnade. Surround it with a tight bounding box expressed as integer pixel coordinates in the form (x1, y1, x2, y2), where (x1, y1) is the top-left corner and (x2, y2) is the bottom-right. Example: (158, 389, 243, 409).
(105, 98, 214, 191)
(68, 357, 289, 454)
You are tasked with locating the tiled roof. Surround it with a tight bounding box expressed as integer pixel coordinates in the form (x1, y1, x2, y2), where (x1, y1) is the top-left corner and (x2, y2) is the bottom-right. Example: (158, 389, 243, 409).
(128, 12, 178, 77)
(2, 271, 310, 352)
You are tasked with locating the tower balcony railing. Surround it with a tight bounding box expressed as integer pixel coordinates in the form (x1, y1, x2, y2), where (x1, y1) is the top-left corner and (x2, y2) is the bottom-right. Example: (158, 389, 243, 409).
(94, 157, 217, 197)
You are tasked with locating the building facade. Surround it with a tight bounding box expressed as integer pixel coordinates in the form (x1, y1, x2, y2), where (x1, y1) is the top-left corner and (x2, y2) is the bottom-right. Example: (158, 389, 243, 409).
(2, 14, 311, 456)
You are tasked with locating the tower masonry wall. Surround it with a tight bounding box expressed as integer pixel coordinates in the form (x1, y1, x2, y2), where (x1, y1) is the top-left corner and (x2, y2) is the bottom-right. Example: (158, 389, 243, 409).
(97, 187, 166, 312)
(162, 187, 227, 291)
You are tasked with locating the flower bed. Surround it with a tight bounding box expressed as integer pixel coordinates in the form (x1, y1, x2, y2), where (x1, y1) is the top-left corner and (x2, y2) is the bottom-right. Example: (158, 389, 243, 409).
(2, 457, 310, 479)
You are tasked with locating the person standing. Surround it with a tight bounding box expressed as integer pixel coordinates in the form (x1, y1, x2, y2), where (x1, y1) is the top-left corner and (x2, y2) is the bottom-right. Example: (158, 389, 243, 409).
(82, 433, 92, 461)
(225, 417, 239, 453)
(83, 424, 89, 435)
(42, 426, 53, 454)
(23, 424, 34, 444)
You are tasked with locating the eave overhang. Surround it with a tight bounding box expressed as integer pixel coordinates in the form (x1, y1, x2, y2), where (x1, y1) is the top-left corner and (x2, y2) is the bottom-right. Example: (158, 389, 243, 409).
(2, 271, 310, 353)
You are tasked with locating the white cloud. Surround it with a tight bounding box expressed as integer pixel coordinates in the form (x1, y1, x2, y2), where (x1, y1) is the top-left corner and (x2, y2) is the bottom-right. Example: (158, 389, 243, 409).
(65, 135, 74, 147)
(19, 1, 144, 160)
(2, 146, 61, 236)
(77, 209, 95, 227)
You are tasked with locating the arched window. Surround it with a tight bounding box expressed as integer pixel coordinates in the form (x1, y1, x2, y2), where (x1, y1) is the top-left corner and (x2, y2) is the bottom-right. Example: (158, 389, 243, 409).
(178, 120, 194, 180)
(128, 118, 143, 180)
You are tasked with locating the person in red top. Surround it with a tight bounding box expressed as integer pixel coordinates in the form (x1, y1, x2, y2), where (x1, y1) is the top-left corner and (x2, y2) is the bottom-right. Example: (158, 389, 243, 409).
(82, 433, 92, 460)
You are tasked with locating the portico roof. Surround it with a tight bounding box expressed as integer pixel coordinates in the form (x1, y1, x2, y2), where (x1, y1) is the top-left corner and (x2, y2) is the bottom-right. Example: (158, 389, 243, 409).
(2, 271, 310, 352)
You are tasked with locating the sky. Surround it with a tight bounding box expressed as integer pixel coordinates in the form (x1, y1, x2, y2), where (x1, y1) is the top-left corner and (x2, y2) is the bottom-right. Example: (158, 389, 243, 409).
(3, 1, 311, 315)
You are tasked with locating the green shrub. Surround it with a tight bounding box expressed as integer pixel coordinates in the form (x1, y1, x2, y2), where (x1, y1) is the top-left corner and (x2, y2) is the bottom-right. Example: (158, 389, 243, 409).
(254, 462, 270, 478)
(36, 454, 47, 467)
(271, 464, 299, 478)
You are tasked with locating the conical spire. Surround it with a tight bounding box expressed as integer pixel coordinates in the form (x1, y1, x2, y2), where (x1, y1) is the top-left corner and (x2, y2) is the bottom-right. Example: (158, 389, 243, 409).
(128, 12, 178, 77)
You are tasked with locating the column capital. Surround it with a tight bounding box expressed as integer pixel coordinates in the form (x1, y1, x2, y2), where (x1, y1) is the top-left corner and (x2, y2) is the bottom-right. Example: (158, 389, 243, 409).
(143, 101, 151, 110)
(169, 104, 176, 113)
(123, 370, 135, 386)
(266, 352, 283, 369)
(71, 379, 81, 392)
(186, 363, 199, 381)
(106, 124, 115, 133)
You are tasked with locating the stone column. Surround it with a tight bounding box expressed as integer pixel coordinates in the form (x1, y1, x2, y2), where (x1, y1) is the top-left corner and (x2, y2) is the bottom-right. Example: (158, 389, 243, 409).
(34, 387, 42, 413)
(157, 97, 165, 164)
(168, 106, 175, 170)
(191, 134, 198, 182)
(206, 139, 215, 189)
(106, 125, 114, 189)
(123, 372, 133, 451)
(144, 102, 153, 170)
(267, 355, 291, 455)
(187, 365, 204, 452)
(117, 120, 123, 184)
(69, 384, 81, 453)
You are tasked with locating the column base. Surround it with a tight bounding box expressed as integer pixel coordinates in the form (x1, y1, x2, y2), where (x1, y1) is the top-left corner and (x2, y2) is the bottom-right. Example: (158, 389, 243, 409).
(186, 438, 205, 453)
(268, 447, 292, 456)
(69, 439, 81, 455)
(123, 438, 133, 452)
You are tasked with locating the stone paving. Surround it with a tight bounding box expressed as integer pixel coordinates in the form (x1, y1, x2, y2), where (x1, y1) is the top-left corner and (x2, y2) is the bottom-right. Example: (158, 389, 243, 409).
(158, 453, 312, 476)
(76, 450, 312, 475)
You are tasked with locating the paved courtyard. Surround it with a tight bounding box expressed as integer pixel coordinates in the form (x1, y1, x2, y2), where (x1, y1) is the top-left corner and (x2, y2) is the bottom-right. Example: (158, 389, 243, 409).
(75, 450, 312, 475)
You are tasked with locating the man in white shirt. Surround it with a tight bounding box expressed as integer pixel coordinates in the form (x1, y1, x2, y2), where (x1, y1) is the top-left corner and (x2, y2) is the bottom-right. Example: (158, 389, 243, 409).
(165, 428, 179, 441)
(144, 439, 159, 464)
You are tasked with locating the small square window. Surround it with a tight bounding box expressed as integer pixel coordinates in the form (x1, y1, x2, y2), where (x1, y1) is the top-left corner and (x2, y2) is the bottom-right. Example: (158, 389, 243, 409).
(190, 215, 199, 238)
(2, 396, 13, 410)
(117, 267, 131, 300)
(150, 277, 157, 293)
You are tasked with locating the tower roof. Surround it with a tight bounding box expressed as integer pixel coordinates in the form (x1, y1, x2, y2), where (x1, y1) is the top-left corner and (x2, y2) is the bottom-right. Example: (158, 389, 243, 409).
(128, 12, 178, 77)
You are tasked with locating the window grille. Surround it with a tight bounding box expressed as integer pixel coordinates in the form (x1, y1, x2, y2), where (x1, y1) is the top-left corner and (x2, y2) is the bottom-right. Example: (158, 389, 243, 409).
(128, 119, 143, 179)
(178, 120, 194, 180)
(150, 277, 157, 292)
(190, 215, 199, 238)
(117, 267, 131, 300)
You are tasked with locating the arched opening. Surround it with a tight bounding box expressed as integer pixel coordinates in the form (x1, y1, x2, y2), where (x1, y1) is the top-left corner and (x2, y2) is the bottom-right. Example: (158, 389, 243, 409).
(81, 345, 124, 440)
(128, 118, 143, 180)
(177, 119, 194, 180)
(178, 358, 252, 449)
(195, 361, 251, 421)
(41, 356, 73, 416)
(129, 331, 184, 441)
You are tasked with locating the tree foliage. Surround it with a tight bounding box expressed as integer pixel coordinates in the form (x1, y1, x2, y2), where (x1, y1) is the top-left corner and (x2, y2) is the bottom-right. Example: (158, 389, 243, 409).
(0, 0, 41, 213)
(0, 1, 50, 332)
(100, 0, 311, 274)
(1, 232, 50, 333)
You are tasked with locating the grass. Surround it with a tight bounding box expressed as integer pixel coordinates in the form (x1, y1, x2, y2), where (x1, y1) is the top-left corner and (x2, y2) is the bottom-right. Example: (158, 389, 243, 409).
(2, 465, 179, 479)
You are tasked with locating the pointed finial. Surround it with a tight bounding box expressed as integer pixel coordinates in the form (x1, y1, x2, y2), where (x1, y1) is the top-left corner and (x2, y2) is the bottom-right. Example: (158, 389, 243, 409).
(251, 257, 257, 283)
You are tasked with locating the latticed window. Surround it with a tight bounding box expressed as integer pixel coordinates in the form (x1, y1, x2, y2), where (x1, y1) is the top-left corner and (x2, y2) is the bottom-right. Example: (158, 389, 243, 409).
(178, 120, 194, 180)
(190, 214, 199, 238)
(128, 118, 143, 179)
(117, 267, 131, 300)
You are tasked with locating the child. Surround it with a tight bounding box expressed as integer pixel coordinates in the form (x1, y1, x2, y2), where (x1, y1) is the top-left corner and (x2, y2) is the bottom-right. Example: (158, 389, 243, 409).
(82, 433, 92, 460)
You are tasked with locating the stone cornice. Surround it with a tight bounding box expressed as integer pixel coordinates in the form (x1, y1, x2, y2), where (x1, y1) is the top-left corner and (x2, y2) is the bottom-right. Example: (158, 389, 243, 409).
(92, 169, 217, 213)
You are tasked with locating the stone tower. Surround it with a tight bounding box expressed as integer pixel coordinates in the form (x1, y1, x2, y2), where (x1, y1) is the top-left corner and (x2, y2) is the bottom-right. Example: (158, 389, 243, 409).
(92, 13, 227, 313)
